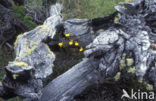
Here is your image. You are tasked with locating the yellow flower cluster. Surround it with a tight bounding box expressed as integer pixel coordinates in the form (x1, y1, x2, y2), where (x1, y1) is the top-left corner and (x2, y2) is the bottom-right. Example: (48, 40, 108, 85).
(57, 33, 84, 52)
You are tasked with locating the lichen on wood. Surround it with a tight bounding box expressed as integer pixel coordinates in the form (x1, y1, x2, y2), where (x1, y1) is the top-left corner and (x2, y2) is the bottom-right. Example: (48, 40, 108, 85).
(0, 3, 62, 100)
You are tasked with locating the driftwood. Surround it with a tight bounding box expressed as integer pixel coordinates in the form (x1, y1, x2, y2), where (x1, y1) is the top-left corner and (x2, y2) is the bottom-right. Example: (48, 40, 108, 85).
(0, 0, 156, 101)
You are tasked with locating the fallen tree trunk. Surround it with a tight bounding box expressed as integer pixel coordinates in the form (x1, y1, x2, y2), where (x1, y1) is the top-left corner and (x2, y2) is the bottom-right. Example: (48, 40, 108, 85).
(39, 0, 156, 101)
(40, 58, 101, 101)
(0, 3, 62, 100)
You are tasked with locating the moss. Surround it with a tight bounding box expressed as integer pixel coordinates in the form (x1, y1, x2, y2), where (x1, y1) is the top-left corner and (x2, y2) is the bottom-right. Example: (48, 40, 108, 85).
(12, 5, 26, 19)
(58, 0, 125, 19)
(13, 5, 37, 30)
(14, 34, 23, 48)
(146, 84, 153, 91)
(14, 61, 28, 67)
(114, 72, 121, 81)
(24, 16, 37, 30)
(126, 58, 134, 66)
(128, 67, 136, 74)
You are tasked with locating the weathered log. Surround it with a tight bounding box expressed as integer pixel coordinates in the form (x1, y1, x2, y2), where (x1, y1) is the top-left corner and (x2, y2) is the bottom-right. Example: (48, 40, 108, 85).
(1, 0, 156, 101)
(39, 26, 156, 101)
(40, 58, 101, 101)
(39, 0, 156, 101)
(0, 3, 62, 100)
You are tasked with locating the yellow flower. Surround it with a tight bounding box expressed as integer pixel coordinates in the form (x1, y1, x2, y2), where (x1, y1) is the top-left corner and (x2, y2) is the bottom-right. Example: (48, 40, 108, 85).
(79, 47, 84, 52)
(65, 33, 70, 37)
(75, 41, 79, 46)
(58, 42, 63, 47)
(69, 40, 73, 45)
